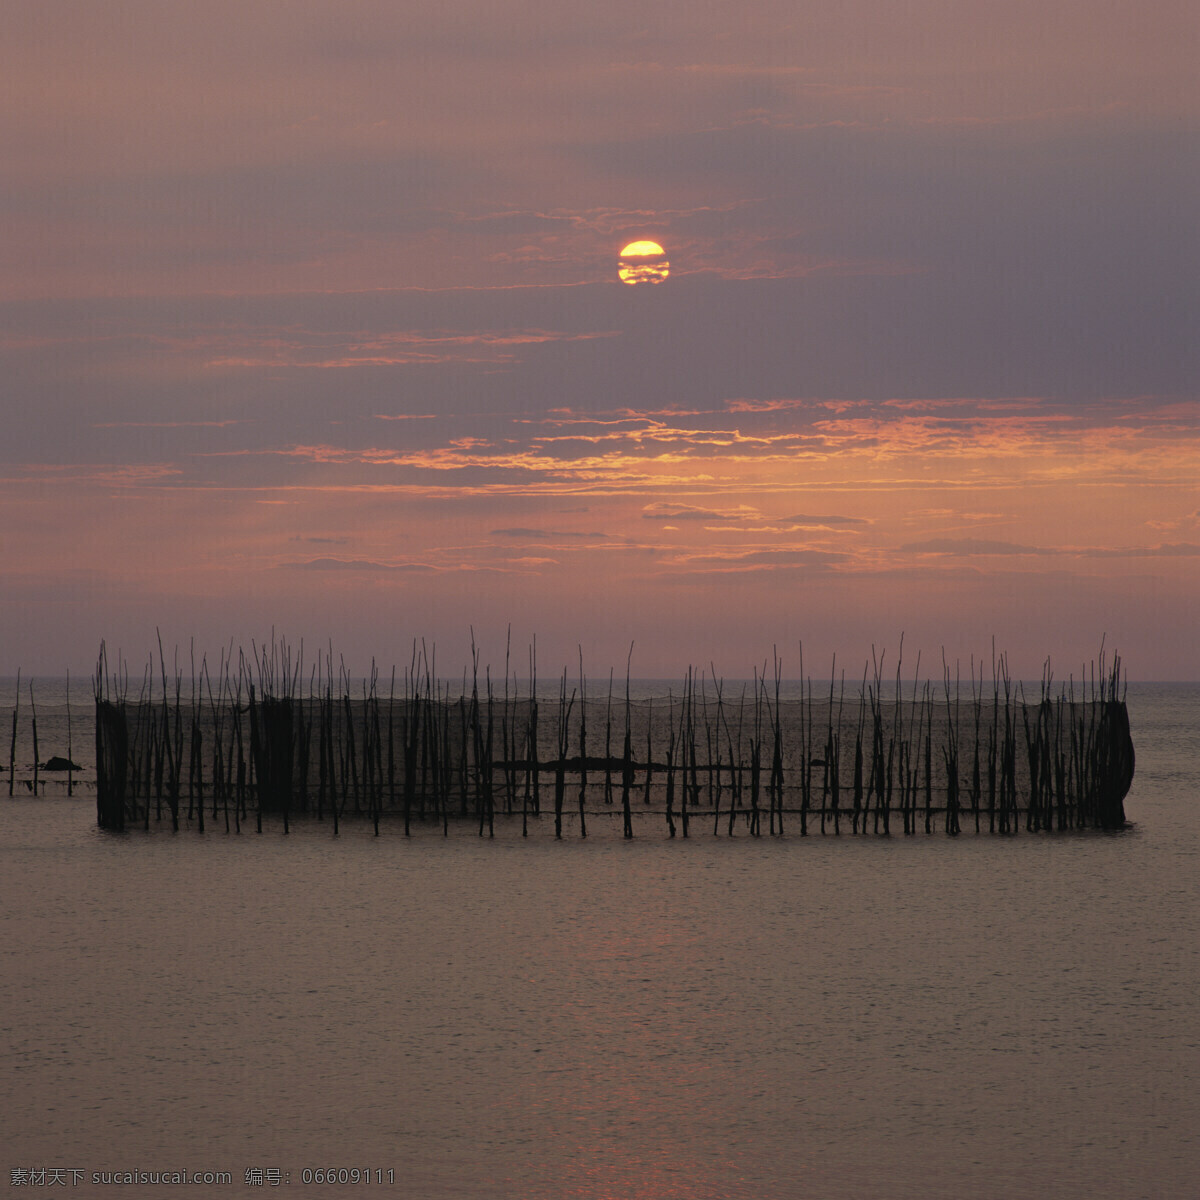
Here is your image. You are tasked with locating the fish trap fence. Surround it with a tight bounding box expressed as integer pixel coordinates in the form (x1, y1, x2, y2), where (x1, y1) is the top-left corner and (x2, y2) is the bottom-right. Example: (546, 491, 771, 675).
(92, 648, 1134, 838)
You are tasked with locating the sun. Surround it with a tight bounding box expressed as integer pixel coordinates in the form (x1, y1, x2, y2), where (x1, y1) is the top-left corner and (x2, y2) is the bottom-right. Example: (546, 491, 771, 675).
(618, 240, 669, 286)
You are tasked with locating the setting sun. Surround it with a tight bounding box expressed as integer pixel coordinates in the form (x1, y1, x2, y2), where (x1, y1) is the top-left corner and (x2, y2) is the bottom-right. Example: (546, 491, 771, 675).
(618, 240, 669, 285)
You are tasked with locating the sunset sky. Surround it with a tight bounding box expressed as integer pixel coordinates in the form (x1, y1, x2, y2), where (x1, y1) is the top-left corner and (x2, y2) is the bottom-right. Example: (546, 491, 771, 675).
(2, 0, 1196, 680)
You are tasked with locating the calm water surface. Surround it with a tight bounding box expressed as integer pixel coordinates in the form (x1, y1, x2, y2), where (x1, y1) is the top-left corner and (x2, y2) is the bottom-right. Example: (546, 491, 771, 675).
(1, 684, 1197, 1198)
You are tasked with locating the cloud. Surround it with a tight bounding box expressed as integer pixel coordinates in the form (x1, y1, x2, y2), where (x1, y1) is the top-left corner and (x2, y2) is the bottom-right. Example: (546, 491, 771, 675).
(1081, 543, 1200, 559)
(664, 544, 850, 582)
(781, 513, 870, 528)
(642, 502, 760, 521)
(901, 539, 1200, 560)
(678, 548, 848, 567)
(901, 539, 1055, 556)
(461, 211, 579, 236)
(278, 557, 436, 572)
(203, 326, 620, 370)
(490, 527, 608, 540)
(1146, 510, 1200, 532)
(92, 419, 245, 429)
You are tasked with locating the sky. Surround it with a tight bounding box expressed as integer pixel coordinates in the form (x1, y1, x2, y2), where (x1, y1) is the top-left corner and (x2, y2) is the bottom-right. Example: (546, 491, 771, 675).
(2, 0, 1197, 681)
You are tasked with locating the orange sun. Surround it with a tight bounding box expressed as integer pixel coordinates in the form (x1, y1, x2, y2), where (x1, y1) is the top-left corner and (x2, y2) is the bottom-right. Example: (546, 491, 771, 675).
(618, 240, 669, 285)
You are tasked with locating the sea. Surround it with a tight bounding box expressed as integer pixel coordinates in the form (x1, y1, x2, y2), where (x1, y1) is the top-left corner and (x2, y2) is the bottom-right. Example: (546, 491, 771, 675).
(1, 679, 1196, 1199)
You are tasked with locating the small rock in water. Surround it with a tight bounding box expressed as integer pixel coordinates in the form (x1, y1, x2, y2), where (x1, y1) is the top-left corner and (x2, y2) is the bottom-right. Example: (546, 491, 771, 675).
(41, 756, 82, 772)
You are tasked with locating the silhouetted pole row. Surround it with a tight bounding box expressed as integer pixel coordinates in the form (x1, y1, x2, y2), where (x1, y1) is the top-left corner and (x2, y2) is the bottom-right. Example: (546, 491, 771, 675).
(9, 670, 21, 798)
(91, 637, 1135, 837)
